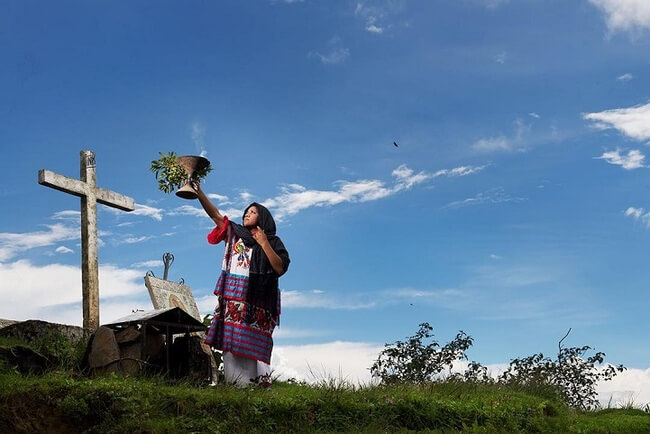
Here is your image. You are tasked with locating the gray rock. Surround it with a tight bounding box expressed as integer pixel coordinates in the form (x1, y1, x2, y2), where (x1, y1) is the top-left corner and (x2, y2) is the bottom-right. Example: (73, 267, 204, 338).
(115, 325, 140, 344)
(88, 326, 120, 374)
(119, 342, 142, 376)
(0, 319, 87, 344)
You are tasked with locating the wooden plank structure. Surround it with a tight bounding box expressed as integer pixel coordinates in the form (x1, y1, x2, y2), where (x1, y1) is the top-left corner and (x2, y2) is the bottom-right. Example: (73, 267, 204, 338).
(104, 307, 206, 375)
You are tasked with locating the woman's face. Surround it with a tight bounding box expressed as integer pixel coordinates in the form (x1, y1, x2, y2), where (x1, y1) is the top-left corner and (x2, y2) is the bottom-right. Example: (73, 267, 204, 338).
(243, 206, 259, 228)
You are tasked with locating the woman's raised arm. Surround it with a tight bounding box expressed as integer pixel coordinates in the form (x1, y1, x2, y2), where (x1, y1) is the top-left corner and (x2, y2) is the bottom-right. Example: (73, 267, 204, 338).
(192, 182, 226, 228)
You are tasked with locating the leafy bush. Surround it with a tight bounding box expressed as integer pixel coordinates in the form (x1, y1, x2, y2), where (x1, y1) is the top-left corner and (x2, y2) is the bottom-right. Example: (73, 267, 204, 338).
(499, 330, 626, 410)
(370, 323, 626, 410)
(370, 323, 475, 384)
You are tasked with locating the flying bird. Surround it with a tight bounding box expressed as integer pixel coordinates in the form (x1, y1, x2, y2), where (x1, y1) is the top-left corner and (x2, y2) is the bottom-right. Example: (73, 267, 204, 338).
(393, 141, 399, 147)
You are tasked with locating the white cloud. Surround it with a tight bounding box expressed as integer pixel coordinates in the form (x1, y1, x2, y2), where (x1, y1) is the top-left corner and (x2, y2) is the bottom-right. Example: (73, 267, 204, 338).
(624, 206, 650, 227)
(308, 47, 350, 65)
(473, 136, 512, 152)
(264, 164, 485, 220)
(0, 223, 79, 262)
(240, 191, 254, 203)
(272, 341, 383, 384)
(168, 205, 209, 218)
(494, 51, 507, 64)
(132, 203, 164, 221)
(355, 2, 385, 34)
(131, 259, 164, 268)
(588, 0, 650, 33)
(207, 193, 230, 204)
(598, 366, 650, 408)
(584, 102, 650, 141)
(489, 254, 503, 260)
(0, 260, 146, 324)
(529, 112, 541, 119)
(445, 187, 526, 209)
(55, 246, 73, 254)
(51, 210, 80, 220)
(473, 118, 532, 153)
(274, 327, 329, 339)
(121, 236, 151, 244)
(617, 73, 634, 82)
(281, 289, 377, 310)
(595, 148, 646, 170)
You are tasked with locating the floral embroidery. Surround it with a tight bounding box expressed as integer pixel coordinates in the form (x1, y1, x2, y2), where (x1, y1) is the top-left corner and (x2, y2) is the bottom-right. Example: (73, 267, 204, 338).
(233, 239, 251, 268)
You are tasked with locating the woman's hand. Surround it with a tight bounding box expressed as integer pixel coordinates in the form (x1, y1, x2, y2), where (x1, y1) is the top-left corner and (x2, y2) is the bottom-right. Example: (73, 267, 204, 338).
(251, 226, 268, 246)
(254, 226, 285, 276)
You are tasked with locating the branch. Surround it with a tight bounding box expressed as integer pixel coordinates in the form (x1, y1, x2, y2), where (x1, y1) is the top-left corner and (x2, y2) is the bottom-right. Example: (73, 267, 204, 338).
(558, 327, 572, 354)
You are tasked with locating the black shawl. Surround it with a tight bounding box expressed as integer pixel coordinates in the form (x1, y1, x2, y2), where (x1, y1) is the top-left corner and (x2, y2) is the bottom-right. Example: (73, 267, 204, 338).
(229, 202, 290, 319)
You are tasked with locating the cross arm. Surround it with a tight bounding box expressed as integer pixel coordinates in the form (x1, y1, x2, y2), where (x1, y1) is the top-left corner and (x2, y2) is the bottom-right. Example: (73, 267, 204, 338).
(39, 169, 135, 212)
(38, 169, 89, 197)
(96, 187, 135, 212)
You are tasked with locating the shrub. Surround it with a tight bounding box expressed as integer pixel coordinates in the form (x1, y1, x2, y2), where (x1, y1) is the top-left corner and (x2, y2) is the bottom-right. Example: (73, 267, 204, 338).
(370, 322, 475, 384)
(370, 324, 626, 410)
(499, 329, 626, 410)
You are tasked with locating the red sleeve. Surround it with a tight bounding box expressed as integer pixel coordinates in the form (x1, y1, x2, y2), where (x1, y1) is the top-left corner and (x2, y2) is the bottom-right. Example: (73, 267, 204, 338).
(207, 216, 229, 244)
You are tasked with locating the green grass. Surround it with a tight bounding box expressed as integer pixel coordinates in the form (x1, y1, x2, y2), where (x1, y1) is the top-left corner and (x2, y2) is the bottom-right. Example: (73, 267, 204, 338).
(1, 372, 648, 433)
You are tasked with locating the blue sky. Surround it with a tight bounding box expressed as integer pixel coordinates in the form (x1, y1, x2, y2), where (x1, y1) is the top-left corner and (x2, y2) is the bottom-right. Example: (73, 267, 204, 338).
(1, 0, 650, 399)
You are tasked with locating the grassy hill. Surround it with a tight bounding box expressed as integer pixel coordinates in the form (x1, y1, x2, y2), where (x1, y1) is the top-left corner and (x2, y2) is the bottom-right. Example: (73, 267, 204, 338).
(2, 372, 650, 433)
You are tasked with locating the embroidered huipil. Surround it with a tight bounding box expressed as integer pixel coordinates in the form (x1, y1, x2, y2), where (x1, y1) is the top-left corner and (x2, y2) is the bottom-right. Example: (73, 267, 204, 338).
(204, 217, 279, 364)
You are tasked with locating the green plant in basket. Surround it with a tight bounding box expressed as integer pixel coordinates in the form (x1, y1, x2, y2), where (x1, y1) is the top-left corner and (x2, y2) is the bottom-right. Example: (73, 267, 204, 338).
(150, 152, 212, 194)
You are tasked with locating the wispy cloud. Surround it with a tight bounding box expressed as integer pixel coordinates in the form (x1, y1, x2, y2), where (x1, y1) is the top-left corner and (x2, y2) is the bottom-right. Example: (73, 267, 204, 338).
(207, 193, 230, 204)
(584, 102, 650, 141)
(168, 205, 208, 218)
(617, 73, 634, 82)
(472, 118, 532, 153)
(595, 148, 646, 170)
(355, 2, 388, 34)
(273, 327, 329, 339)
(308, 47, 350, 65)
(353, 1, 407, 34)
(473, 136, 511, 152)
(444, 187, 526, 209)
(624, 206, 650, 227)
(282, 289, 377, 310)
(107, 203, 164, 221)
(0, 223, 79, 262)
(264, 164, 486, 219)
(588, 0, 650, 34)
(55, 246, 73, 254)
(494, 51, 507, 64)
(131, 259, 164, 268)
(51, 210, 80, 220)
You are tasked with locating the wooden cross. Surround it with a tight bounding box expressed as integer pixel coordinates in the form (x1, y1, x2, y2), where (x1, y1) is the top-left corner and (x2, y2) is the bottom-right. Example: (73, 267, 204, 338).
(38, 150, 135, 331)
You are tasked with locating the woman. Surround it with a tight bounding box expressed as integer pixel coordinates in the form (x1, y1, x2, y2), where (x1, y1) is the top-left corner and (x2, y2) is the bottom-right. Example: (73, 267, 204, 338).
(193, 182, 290, 387)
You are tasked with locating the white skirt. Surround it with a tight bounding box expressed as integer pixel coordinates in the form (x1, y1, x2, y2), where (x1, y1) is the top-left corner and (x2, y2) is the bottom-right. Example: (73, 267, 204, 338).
(223, 351, 271, 387)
